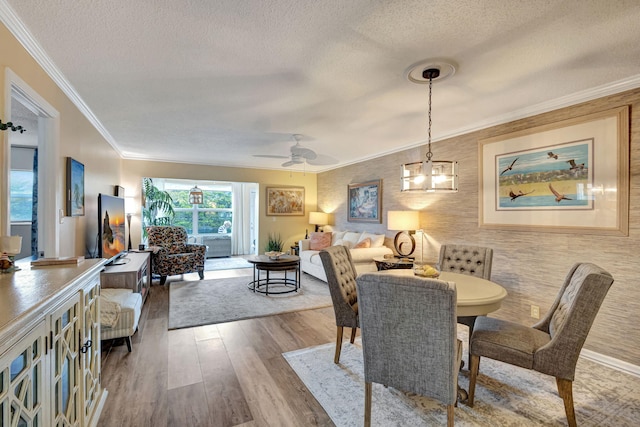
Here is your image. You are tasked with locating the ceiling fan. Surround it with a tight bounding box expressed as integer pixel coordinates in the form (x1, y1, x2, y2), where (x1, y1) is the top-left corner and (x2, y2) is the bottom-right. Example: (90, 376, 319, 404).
(253, 134, 337, 167)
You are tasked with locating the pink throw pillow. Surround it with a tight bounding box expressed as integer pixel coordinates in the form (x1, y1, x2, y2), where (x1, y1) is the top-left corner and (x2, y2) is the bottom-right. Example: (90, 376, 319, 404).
(353, 238, 371, 249)
(310, 232, 332, 250)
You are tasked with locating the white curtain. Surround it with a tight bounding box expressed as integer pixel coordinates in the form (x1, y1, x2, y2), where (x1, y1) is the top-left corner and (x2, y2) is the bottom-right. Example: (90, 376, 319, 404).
(231, 182, 252, 255)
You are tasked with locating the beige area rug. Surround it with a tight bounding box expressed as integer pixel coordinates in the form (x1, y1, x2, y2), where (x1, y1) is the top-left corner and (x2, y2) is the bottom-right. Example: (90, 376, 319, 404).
(283, 327, 640, 426)
(168, 273, 331, 329)
(204, 256, 252, 271)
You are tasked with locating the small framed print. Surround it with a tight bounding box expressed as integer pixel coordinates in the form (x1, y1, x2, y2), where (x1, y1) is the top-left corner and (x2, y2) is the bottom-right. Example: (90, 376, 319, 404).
(66, 157, 85, 216)
(348, 180, 382, 223)
(266, 186, 305, 216)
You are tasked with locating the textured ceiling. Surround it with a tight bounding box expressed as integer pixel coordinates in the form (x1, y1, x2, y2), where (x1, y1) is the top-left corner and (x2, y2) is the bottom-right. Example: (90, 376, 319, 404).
(3, 0, 640, 172)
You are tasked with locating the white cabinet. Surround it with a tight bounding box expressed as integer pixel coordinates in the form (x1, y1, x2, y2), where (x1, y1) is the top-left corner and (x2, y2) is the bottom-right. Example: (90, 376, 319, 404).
(50, 291, 83, 426)
(0, 320, 47, 426)
(0, 259, 107, 427)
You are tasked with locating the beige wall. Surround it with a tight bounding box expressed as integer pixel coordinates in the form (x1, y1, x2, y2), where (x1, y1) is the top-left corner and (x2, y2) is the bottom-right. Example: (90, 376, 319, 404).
(121, 159, 317, 252)
(1, 23, 121, 258)
(319, 88, 640, 366)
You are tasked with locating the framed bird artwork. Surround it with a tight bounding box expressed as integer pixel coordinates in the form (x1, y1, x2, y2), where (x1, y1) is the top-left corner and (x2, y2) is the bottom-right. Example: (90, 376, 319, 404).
(478, 106, 629, 236)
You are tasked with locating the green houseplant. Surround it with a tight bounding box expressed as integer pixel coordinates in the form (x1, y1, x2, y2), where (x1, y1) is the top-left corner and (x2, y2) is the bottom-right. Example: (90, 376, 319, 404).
(142, 177, 175, 239)
(264, 233, 283, 252)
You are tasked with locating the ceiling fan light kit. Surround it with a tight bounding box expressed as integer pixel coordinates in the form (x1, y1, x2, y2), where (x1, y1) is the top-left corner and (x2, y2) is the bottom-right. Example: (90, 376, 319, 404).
(401, 61, 458, 193)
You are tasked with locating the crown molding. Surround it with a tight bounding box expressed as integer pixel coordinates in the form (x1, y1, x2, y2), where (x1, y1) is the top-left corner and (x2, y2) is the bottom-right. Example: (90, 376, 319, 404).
(0, 0, 122, 156)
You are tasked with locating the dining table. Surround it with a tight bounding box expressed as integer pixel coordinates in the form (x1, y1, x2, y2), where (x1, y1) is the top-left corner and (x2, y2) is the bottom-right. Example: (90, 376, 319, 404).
(383, 269, 508, 316)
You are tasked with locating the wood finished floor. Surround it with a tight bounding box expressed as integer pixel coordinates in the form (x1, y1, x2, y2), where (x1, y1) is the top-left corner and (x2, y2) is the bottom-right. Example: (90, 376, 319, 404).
(98, 267, 337, 427)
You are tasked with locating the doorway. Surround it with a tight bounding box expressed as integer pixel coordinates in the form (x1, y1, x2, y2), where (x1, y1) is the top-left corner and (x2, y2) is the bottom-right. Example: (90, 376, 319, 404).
(2, 69, 60, 258)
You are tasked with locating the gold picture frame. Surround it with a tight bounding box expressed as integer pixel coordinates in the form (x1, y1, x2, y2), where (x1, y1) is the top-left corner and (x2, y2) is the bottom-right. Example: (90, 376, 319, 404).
(266, 186, 305, 216)
(478, 106, 629, 236)
(348, 180, 382, 223)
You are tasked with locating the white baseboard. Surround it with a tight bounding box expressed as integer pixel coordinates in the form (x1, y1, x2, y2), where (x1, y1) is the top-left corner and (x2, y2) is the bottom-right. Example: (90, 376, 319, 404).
(581, 349, 640, 378)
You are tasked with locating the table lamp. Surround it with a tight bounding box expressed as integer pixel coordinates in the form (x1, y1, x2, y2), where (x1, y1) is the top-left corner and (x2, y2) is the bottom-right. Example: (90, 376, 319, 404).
(387, 211, 420, 258)
(0, 236, 22, 273)
(309, 211, 329, 232)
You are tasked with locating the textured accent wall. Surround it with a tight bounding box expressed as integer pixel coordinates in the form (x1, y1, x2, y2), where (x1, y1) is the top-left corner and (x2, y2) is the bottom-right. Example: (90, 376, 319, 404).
(318, 88, 640, 366)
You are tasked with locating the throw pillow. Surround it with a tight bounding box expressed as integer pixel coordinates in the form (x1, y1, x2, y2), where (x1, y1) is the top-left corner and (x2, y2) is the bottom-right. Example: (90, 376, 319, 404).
(309, 232, 332, 250)
(358, 232, 385, 248)
(331, 231, 347, 245)
(333, 239, 353, 249)
(353, 238, 371, 249)
(343, 232, 362, 246)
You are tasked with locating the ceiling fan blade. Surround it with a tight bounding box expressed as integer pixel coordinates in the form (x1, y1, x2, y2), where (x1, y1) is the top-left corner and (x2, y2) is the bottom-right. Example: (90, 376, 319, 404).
(281, 160, 297, 167)
(291, 145, 317, 160)
(306, 154, 338, 166)
(253, 154, 289, 159)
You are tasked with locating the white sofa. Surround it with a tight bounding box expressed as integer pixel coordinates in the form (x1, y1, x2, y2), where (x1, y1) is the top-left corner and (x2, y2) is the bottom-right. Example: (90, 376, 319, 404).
(299, 231, 394, 282)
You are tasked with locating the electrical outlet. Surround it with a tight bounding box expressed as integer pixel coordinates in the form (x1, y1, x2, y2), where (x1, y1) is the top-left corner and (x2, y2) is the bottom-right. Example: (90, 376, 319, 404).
(530, 305, 540, 319)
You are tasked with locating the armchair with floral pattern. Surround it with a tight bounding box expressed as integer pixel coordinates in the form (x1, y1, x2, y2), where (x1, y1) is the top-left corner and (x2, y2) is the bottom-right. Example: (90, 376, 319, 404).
(146, 226, 206, 285)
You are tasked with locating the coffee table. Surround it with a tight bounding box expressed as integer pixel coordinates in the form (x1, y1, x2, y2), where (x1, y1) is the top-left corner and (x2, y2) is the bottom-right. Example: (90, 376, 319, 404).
(373, 256, 414, 271)
(247, 254, 301, 295)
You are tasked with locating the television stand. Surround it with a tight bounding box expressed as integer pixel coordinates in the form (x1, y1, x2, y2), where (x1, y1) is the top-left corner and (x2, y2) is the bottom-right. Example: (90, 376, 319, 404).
(100, 252, 151, 303)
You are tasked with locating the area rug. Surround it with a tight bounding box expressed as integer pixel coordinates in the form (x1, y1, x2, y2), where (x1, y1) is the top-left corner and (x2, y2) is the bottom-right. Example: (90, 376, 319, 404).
(168, 273, 331, 329)
(283, 328, 640, 427)
(204, 257, 252, 271)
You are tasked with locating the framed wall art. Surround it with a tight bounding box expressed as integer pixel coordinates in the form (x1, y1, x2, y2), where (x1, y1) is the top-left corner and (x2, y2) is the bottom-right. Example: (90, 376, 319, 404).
(66, 157, 85, 216)
(478, 106, 629, 236)
(348, 179, 382, 223)
(266, 186, 305, 216)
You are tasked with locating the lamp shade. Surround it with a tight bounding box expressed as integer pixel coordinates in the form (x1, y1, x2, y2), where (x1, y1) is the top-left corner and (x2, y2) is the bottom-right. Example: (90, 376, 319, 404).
(0, 236, 22, 255)
(387, 211, 420, 231)
(309, 211, 329, 225)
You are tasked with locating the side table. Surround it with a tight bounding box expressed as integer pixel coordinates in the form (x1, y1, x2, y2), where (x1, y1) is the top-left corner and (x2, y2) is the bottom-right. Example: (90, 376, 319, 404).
(373, 256, 414, 271)
(101, 252, 151, 303)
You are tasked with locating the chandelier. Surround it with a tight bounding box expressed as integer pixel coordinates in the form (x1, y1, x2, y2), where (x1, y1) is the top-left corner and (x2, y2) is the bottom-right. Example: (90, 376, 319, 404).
(401, 61, 458, 192)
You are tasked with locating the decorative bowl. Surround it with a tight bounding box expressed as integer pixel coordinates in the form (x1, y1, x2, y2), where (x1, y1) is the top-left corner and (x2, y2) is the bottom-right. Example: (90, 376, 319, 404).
(265, 251, 285, 260)
(413, 265, 440, 278)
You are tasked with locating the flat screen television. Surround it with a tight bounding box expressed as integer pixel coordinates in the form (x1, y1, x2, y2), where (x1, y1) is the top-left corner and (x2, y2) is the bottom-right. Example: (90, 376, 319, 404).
(98, 193, 126, 264)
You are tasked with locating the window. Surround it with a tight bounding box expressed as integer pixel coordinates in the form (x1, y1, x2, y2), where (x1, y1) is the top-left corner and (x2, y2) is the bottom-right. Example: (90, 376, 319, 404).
(163, 181, 233, 236)
(10, 170, 34, 222)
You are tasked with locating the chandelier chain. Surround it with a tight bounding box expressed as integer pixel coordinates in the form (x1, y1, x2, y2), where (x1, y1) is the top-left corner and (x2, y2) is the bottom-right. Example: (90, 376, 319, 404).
(426, 75, 433, 161)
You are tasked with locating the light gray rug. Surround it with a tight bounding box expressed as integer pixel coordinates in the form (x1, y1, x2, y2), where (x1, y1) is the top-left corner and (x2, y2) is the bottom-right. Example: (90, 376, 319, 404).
(284, 327, 640, 427)
(169, 273, 331, 329)
(204, 257, 252, 271)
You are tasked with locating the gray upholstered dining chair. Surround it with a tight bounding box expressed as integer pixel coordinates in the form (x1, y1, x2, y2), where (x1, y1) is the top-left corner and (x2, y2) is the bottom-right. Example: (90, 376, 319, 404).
(438, 244, 493, 279)
(467, 262, 614, 427)
(439, 243, 494, 361)
(319, 245, 360, 364)
(356, 272, 462, 427)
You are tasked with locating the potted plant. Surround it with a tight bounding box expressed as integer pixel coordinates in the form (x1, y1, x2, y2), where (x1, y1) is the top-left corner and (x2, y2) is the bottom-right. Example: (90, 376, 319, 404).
(264, 233, 283, 252)
(142, 177, 175, 239)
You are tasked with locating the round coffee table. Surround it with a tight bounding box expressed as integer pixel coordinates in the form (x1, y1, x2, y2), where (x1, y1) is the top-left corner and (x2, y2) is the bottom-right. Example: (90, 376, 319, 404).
(247, 254, 301, 295)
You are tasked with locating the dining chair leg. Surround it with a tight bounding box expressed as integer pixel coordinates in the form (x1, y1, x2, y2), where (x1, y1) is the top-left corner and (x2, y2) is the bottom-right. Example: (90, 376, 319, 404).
(364, 382, 372, 427)
(350, 327, 357, 344)
(447, 404, 454, 427)
(556, 377, 577, 427)
(334, 326, 344, 364)
(467, 354, 480, 407)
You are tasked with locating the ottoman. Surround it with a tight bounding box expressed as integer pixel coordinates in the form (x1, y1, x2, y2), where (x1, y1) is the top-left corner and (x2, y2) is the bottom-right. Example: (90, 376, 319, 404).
(101, 288, 143, 352)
